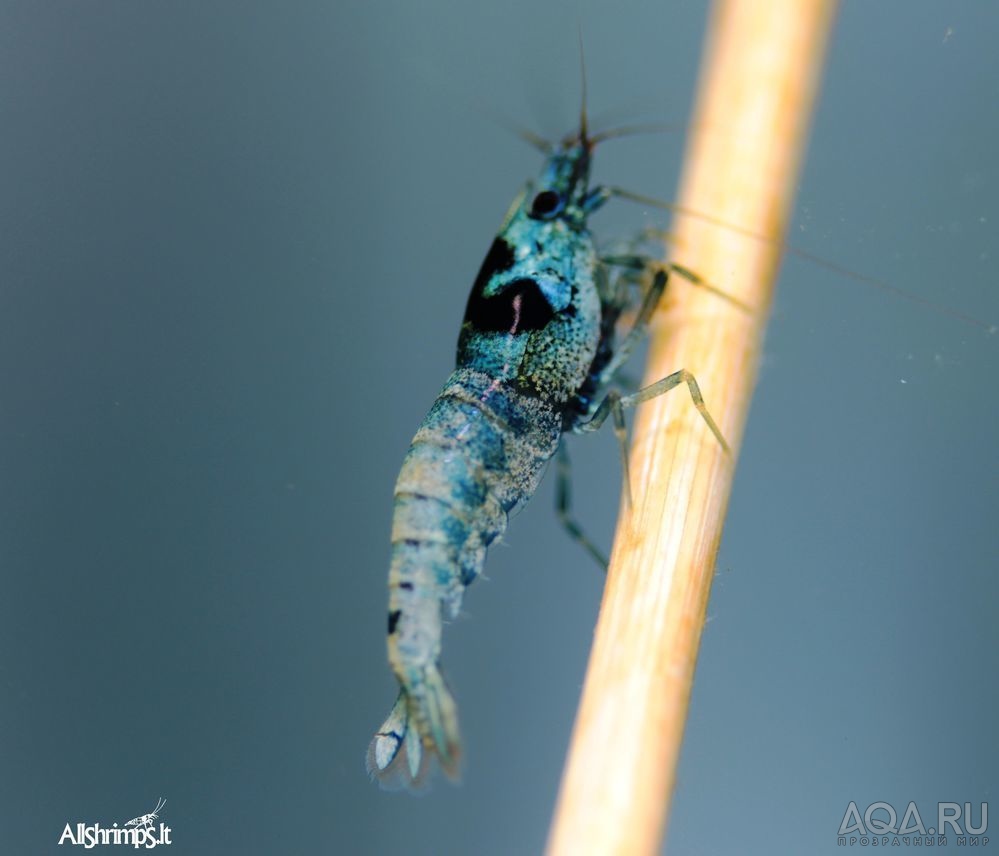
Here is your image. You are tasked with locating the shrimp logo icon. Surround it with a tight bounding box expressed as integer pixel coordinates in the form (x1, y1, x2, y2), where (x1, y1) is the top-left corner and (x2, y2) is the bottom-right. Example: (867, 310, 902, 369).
(58, 797, 172, 848)
(123, 797, 166, 831)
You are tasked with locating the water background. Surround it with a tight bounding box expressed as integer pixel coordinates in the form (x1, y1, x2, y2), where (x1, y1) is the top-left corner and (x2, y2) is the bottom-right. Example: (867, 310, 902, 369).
(2, 2, 996, 853)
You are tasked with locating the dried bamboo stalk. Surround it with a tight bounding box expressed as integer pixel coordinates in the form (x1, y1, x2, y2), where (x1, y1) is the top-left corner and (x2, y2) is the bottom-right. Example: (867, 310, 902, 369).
(546, 2, 838, 853)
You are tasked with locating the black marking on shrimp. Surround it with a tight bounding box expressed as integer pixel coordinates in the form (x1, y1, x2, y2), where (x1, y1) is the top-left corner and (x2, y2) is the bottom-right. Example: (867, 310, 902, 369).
(393, 490, 477, 528)
(470, 237, 516, 295)
(398, 491, 436, 504)
(463, 277, 556, 333)
(388, 610, 402, 634)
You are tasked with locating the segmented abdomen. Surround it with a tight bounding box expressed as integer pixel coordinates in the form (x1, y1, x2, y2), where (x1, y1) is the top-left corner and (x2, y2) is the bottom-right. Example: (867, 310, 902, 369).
(387, 367, 561, 674)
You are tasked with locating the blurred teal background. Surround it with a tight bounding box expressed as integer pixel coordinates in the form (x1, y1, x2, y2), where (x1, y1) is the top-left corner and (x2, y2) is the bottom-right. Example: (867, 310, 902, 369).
(1, 2, 996, 854)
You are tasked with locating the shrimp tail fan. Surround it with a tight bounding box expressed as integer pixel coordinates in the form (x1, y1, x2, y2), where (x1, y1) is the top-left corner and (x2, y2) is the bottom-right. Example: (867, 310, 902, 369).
(366, 665, 461, 790)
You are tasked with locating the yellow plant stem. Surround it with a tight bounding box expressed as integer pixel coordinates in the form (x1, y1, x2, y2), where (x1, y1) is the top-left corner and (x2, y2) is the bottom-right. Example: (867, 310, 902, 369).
(546, 1, 838, 853)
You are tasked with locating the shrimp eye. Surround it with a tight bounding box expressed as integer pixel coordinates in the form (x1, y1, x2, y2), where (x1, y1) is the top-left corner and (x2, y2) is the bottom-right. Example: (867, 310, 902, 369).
(530, 190, 564, 219)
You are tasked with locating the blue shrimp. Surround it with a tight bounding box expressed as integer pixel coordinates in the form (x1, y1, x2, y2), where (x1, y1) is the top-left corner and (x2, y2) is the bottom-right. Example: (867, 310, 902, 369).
(366, 114, 727, 789)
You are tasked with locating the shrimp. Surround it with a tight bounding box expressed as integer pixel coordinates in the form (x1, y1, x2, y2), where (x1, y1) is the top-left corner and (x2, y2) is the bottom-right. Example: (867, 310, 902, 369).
(366, 108, 727, 789)
(123, 797, 166, 830)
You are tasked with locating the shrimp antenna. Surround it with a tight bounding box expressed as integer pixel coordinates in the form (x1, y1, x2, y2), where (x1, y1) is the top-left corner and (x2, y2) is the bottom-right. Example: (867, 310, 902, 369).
(509, 123, 554, 154)
(465, 98, 553, 155)
(590, 122, 687, 144)
(578, 27, 589, 144)
(611, 187, 997, 333)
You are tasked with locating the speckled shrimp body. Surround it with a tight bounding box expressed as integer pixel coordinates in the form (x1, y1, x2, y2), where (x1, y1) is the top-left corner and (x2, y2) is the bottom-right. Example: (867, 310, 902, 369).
(367, 123, 625, 788)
